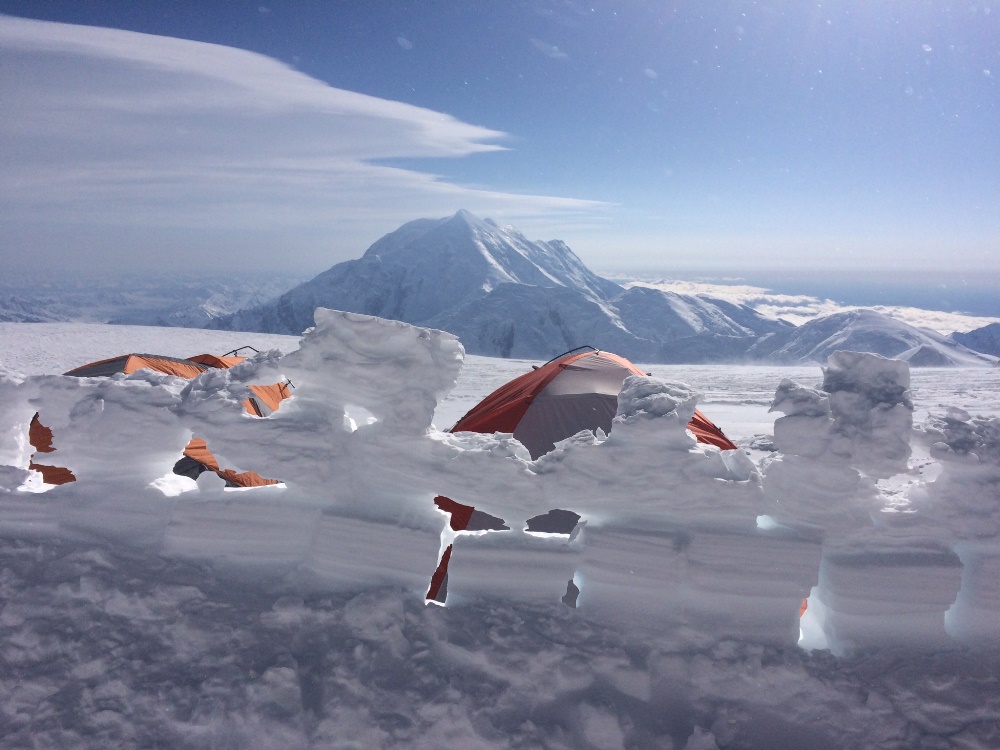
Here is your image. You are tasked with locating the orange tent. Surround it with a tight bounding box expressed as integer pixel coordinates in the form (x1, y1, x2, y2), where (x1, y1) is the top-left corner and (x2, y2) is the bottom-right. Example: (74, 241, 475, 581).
(64, 353, 209, 379)
(29, 348, 292, 488)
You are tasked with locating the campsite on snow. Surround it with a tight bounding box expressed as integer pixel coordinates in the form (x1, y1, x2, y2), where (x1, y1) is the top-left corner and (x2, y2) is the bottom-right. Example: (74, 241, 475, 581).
(3, 215, 1000, 750)
(2, 291, 1000, 747)
(3, 1, 999, 745)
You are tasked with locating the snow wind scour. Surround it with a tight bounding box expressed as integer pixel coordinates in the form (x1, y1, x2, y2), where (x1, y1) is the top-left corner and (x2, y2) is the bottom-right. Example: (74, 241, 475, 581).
(2, 311, 1000, 749)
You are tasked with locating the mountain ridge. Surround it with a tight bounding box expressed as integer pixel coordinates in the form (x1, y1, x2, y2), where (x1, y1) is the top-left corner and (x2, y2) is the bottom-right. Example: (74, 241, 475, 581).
(208, 211, 996, 366)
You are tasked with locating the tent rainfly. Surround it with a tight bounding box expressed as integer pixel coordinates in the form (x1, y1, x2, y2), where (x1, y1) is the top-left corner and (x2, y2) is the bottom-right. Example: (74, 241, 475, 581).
(449, 347, 738, 458)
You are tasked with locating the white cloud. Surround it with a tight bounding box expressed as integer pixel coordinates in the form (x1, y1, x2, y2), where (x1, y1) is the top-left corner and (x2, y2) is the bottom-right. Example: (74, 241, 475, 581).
(530, 38, 569, 60)
(0, 16, 605, 271)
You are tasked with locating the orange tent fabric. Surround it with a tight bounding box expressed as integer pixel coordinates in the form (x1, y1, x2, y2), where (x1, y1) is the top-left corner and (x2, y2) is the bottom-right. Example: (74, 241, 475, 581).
(186, 353, 247, 369)
(64, 354, 209, 379)
(244, 382, 293, 417)
(181, 438, 279, 488)
(450, 348, 738, 455)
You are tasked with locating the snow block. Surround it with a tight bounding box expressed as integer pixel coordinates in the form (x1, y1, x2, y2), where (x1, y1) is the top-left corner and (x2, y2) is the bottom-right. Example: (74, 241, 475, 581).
(302, 512, 442, 593)
(946, 545, 1000, 644)
(816, 544, 963, 651)
(579, 525, 820, 646)
(162, 497, 318, 573)
(577, 525, 688, 624)
(445, 529, 580, 603)
(683, 528, 822, 644)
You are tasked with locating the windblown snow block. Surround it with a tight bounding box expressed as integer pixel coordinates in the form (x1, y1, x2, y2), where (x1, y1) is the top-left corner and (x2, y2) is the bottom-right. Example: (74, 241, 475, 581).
(815, 544, 963, 650)
(822, 350, 913, 477)
(29, 347, 294, 489)
(763, 454, 875, 532)
(763, 354, 912, 532)
(916, 410, 1000, 539)
(303, 512, 443, 593)
(443, 528, 581, 603)
(162, 498, 317, 572)
(280, 309, 464, 435)
(946, 546, 1000, 643)
(576, 526, 688, 624)
(32, 373, 195, 489)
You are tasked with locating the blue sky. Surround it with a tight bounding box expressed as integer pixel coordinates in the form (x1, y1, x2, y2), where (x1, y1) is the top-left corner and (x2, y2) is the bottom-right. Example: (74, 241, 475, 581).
(1, 1, 997, 278)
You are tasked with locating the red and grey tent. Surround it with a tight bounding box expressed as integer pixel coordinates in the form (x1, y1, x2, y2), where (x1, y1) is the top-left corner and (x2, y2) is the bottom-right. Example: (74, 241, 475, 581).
(450, 347, 737, 459)
(427, 347, 738, 603)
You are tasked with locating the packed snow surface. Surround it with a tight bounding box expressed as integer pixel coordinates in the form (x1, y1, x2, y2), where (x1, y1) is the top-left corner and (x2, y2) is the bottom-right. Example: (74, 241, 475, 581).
(1, 317, 999, 749)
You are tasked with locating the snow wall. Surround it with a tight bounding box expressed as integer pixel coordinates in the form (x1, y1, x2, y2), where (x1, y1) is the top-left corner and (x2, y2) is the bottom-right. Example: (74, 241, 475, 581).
(2, 309, 998, 659)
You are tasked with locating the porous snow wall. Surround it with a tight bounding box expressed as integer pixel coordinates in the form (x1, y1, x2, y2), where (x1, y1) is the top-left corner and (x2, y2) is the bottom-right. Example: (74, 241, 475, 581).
(1, 310, 997, 656)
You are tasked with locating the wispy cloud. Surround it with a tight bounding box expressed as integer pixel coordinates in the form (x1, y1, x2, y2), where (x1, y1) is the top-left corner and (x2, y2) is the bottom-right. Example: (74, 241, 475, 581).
(0, 16, 605, 271)
(530, 38, 569, 60)
(624, 280, 1000, 334)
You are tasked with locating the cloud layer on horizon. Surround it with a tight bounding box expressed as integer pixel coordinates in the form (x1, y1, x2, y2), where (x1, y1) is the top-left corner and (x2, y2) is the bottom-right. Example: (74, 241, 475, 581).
(0, 16, 606, 271)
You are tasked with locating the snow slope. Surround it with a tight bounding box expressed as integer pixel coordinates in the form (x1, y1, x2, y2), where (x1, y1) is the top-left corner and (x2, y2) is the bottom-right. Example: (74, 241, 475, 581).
(952, 322, 1000, 358)
(749, 309, 995, 366)
(1, 318, 999, 749)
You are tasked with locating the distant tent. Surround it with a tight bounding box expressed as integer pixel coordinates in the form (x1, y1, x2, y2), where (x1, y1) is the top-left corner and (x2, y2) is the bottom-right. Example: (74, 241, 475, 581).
(62, 347, 293, 423)
(29, 347, 292, 488)
(64, 353, 209, 379)
(450, 346, 738, 458)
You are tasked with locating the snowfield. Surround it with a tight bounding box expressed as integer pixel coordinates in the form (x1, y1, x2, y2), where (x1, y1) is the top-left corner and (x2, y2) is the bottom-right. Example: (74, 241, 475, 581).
(1, 319, 999, 750)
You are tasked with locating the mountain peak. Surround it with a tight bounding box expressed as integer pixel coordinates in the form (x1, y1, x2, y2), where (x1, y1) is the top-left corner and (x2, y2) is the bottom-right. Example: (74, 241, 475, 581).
(450, 208, 481, 224)
(215, 212, 623, 336)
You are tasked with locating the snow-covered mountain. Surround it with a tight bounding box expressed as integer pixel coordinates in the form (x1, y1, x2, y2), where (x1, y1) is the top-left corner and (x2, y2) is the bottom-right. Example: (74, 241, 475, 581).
(214, 210, 623, 337)
(748, 309, 996, 366)
(951, 322, 1000, 358)
(0, 295, 67, 323)
(212, 210, 783, 361)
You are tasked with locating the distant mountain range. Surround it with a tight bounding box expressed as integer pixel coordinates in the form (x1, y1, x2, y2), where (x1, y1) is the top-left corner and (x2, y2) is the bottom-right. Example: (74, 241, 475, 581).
(951, 323, 1000, 358)
(207, 211, 996, 366)
(4, 212, 996, 366)
(0, 274, 305, 327)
